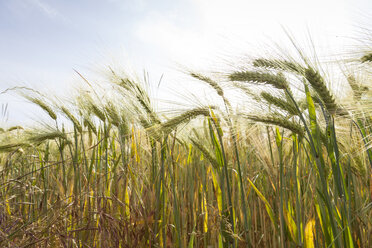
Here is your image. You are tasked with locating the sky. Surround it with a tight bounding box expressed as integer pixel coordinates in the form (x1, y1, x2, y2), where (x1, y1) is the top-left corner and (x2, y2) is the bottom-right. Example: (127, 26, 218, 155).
(0, 0, 371, 125)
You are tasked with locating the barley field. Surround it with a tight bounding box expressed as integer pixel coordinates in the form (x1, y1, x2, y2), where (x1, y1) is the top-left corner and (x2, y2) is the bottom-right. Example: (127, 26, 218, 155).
(0, 47, 371, 247)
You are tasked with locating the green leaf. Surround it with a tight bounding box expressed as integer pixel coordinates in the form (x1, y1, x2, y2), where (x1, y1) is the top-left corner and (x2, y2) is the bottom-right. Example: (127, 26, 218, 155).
(247, 177, 277, 227)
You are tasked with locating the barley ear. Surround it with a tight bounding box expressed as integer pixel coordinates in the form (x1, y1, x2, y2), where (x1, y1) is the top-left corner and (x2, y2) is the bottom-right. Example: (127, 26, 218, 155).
(260, 91, 298, 116)
(229, 71, 289, 90)
(253, 58, 305, 74)
(361, 53, 372, 63)
(190, 72, 224, 97)
(247, 114, 304, 136)
(304, 67, 338, 114)
(24, 96, 57, 120)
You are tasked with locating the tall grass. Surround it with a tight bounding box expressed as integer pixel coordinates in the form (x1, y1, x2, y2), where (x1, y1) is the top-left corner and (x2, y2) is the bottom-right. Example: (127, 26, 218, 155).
(0, 48, 371, 248)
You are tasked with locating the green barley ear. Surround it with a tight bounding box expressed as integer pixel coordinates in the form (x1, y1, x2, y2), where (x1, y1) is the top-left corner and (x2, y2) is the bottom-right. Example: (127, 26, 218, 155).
(88, 102, 106, 122)
(138, 115, 151, 129)
(260, 91, 298, 115)
(253, 58, 304, 74)
(304, 67, 338, 114)
(27, 130, 68, 144)
(190, 138, 219, 168)
(110, 72, 160, 125)
(229, 71, 289, 90)
(60, 107, 82, 133)
(78, 93, 106, 122)
(7, 126, 23, 132)
(83, 117, 97, 135)
(160, 107, 211, 133)
(233, 82, 261, 102)
(246, 114, 304, 136)
(23, 96, 57, 120)
(361, 53, 372, 63)
(190, 72, 224, 97)
(0, 142, 29, 153)
(347, 75, 369, 100)
(104, 102, 122, 127)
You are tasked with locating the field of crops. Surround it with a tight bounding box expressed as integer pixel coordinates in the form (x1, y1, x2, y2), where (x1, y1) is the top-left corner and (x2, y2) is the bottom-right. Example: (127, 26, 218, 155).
(0, 47, 371, 247)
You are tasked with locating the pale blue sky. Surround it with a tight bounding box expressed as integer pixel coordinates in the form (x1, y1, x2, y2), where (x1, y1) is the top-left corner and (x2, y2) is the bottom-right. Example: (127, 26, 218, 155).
(0, 0, 197, 87)
(0, 0, 371, 124)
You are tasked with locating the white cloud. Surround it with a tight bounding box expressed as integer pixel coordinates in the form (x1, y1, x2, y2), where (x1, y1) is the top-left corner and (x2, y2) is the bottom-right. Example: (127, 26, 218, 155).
(135, 13, 205, 61)
(129, 0, 360, 110)
(133, 0, 355, 70)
